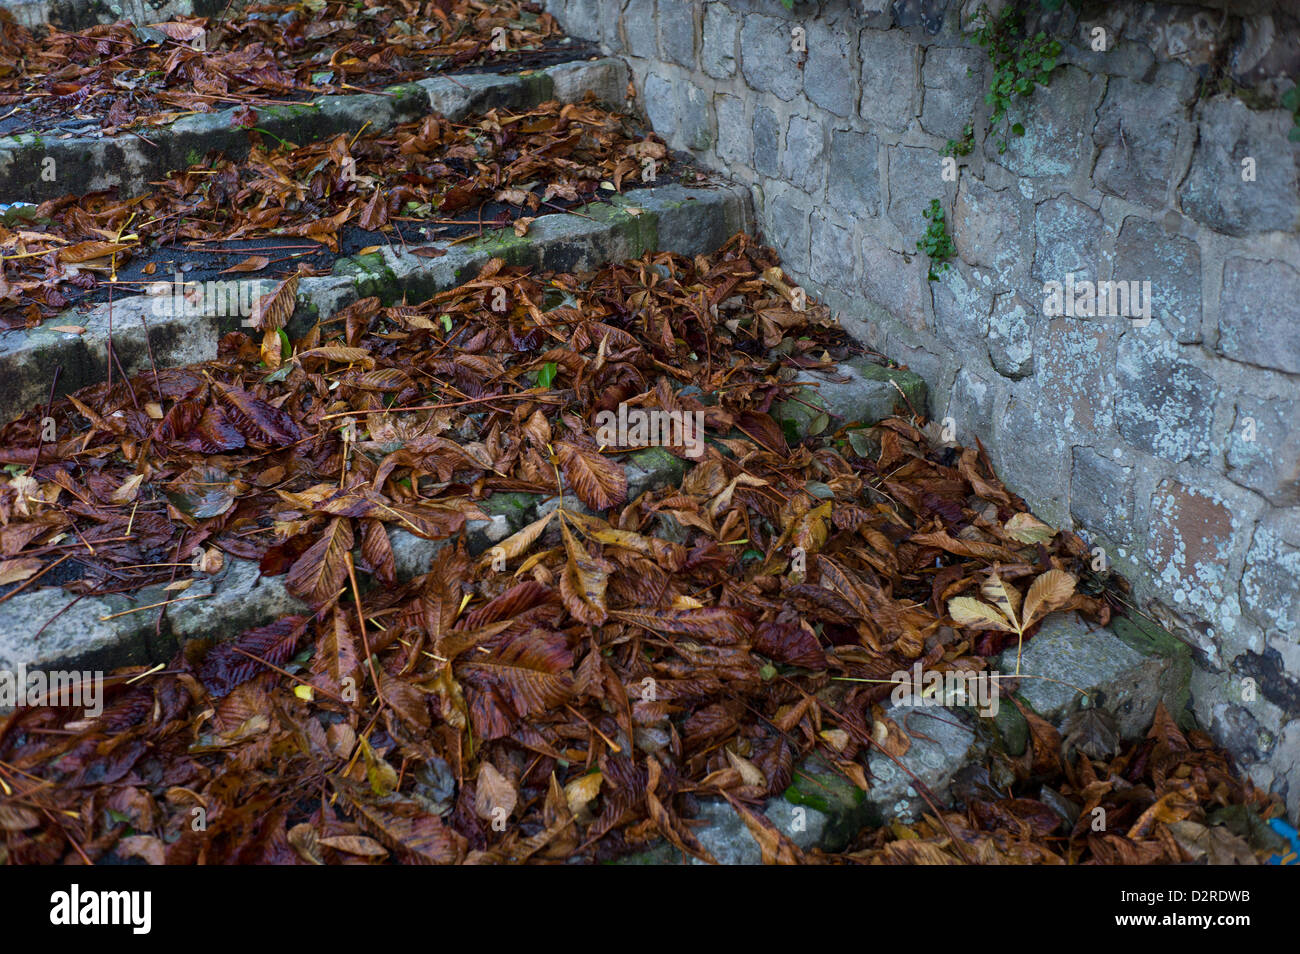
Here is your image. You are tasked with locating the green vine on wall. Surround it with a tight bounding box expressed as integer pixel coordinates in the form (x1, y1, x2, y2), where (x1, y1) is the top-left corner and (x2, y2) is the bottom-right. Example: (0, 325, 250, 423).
(972, 2, 1064, 153)
(916, 199, 955, 281)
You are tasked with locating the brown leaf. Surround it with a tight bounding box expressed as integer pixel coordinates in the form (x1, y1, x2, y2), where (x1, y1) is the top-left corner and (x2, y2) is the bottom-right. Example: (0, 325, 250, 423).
(554, 440, 627, 511)
(286, 517, 354, 604)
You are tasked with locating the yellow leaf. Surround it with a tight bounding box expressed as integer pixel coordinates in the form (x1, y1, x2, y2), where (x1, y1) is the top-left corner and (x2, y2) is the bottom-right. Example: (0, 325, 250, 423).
(980, 572, 1022, 628)
(948, 596, 1016, 632)
(1004, 512, 1056, 545)
(1023, 569, 1077, 627)
(293, 684, 314, 702)
(563, 772, 602, 815)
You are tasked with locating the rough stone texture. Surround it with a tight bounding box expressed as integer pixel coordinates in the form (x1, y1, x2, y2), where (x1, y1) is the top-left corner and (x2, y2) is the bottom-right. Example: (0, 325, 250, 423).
(995, 66, 1105, 179)
(1115, 332, 1218, 464)
(986, 292, 1034, 379)
(1179, 97, 1300, 237)
(752, 103, 780, 177)
(764, 187, 812, 275)
(1226, 395, 1300, 507)
(713, 92, 748, 167)
(781, 114, 826, 195)
(920, 45, 983, 140)
(773, 358, 928, 435)
(862, 708, 980, 824)
(659, 2, 697, 68)
(1071, 447, 1135, 546)
(858, 29, 916, 131)
(826, 128, 881, 220)
(740, 13, 802, 101)
(1113, 217, 1202, 343)
(1093, 77, 1189, 210)
(702, 3, 739, 79)
(1218, 257, 1300, 375)
(1241, 518, 1300, 638)
(1031, 194, 1105, 288)
(1146, 479, 1242, 636)
(803, 16, 856, 117)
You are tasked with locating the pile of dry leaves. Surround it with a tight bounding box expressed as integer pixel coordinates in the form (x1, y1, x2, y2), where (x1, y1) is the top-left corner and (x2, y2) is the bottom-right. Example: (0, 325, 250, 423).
(837, 704, 1281, 865)
(0, 237, 1279, 864)
(0, 98, 669, 326)
(0, 0, 562, 132)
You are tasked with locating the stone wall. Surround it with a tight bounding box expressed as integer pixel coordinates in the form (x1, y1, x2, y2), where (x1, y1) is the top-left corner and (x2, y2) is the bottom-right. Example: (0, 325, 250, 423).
(543, 0, 1300, 803)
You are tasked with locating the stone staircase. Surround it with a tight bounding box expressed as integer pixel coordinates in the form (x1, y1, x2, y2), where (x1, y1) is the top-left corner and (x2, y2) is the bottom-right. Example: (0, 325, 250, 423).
(0, 0, 1200, 863)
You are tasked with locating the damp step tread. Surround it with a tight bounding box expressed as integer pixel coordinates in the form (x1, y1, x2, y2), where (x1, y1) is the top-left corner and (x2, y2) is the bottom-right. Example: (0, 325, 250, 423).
(0, 179, 754, 422)
(0, 57, 629, 204)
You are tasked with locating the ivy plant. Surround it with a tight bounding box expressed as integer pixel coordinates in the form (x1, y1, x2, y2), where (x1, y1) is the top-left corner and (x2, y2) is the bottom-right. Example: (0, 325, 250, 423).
(1283, 85, 1300, 143)
(972, 2, 1063, 153)
(916, 199, 956, 282)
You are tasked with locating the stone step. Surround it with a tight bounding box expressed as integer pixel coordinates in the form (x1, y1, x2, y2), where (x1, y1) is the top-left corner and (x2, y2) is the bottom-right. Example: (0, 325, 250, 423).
(0, 57, 627, 204)
(0, 179, 752, 422)
(0, 444, 687, 677)
(0, 0, 227, 32)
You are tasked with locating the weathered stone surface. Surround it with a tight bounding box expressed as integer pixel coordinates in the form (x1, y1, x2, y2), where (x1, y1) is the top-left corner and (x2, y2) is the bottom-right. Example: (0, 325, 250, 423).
(774, 357, 927, 435)
(810, 214, 857, 294)
(659, 3, 697, 68)
(1225, 395, 1300, 507)
(1179, 98, 1300, 236)
(1240, 520, 1300, 637)
(701, 2, 739, 78)
(752, 103, 780, 176)
(623, 0, 658, 59)
(1115, 332, 1217, 464)
(987, 292, 1035, 378)
(953, 178, 1024, 282)
(1093, 78, 1188, 209)
(862, 707, 980, 824)
(943, 366, 997, 448)
(890, 0, 948, 35)
(1124, 4, 1231, 73)
(930, 263, 993, 344)
(1146, 479, 1242, 627)
(641, 72, 677, 146)
(764, 188, 812, 275)
(859, 232, 931, 332)
(1218, 257, 1300, 375)
(1070, 446, 1135, 545)
(998, 614, 1142, 719)
(740, 13, 802, 101)
(781, 115, 827, 195)
(887, 144, 952, 249)
(920, 45, 983, 140)
(1114, 217, 1201, 343)
(996, 66, 1105, 179)
(1008, 613, 1190, 738)
(1032, 318, 1116, 443)
(1031, 194, 1105, 288)
(713, 93, 747, 166)
(858, 29, 916, 131)
(804, 17, 856, 117)
(826, 128, 881, 219)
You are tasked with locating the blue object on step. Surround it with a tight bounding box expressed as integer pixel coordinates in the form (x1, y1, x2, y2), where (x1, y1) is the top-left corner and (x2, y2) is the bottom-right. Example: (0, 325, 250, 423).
(1266, 818, 1299, 865)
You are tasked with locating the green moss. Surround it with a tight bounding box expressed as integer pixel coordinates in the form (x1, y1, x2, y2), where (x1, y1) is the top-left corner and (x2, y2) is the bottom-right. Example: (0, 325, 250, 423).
(480, 492, 539, 528)
(626, 446, 686, 486)
(849, 360, 929, 412)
